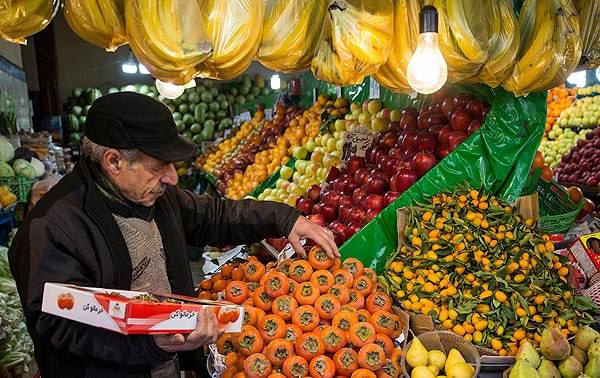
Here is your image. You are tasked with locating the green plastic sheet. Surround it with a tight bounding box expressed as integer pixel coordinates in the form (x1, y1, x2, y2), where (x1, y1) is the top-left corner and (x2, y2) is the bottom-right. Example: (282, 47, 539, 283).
(340, 86, 546, 273)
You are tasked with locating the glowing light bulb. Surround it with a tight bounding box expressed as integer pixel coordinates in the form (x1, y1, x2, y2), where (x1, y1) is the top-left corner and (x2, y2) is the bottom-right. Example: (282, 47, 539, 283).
(138, 63, 150, 75)
(270, 74, 281, 90)
(406, 6, 447, 94)
(121, 62, 137, 74)
(155, 79, 185, 99)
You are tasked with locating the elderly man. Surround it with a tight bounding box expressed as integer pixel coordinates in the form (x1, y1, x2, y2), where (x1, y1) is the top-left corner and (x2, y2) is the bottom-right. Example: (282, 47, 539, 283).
(9, 92, 338, 377)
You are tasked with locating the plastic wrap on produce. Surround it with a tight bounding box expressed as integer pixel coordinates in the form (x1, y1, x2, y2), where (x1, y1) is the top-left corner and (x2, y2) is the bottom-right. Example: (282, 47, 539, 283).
(502, 0, 582, 96)
(63, 0, 127, 52)
(257, 0, 328, 73)
(198, 0, 264, 80)
(0, 0, 59, 44)
(124, 0, 212, 85)
(374, 0, 420, 94)
(574, 0, 600, 61)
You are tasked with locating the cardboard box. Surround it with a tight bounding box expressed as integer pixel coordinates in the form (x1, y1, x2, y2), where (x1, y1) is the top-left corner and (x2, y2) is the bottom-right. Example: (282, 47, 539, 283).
(569, 232, 600, 280)
(42, 283, 243, 335)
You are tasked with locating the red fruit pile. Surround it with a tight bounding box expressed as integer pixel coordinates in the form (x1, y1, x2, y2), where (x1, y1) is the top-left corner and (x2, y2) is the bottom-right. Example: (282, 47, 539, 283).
(556, 127, 600, 187)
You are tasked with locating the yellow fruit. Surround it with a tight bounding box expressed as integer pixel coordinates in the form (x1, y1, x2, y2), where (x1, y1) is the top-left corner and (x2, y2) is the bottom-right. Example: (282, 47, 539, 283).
(452, 324, 466, 336)
(494, 292, 507, 303)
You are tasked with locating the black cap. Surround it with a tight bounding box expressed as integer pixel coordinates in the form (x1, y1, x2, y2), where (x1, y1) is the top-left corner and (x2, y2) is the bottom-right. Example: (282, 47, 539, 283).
(84, 92, 196, 162)
(420, 5, 438, 33)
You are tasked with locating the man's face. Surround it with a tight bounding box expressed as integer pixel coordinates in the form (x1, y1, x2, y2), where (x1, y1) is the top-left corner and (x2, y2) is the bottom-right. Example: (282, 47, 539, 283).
(111, 152, 178, 206)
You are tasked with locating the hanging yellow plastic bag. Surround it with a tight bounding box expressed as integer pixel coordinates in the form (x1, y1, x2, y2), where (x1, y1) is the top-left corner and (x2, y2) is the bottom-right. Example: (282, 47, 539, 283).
(257, 0, 328, 73)
(502, 0, 581, 96)
(374, 0, 420, 93)
(197, 0, 264, 80)
(63, 0, 127, 52)
(574, 0, 600, 61)
(0, 0, 59, 44)
(125, 0, 212, 85)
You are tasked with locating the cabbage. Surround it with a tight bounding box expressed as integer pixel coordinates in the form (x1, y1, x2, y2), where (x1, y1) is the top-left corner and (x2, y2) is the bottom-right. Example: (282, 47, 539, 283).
(0, 137, 14, 163)
(30, 158, 45, 178)
(13, 159, 35, 179)
(0, 162, 14, 177)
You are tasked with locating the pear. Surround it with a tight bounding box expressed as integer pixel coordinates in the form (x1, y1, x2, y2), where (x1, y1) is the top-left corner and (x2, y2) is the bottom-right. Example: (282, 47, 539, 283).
(537, 358, 560, 378)
(428, 366, 440, 376)
(446, 362, 474, 378)
(572, 346, 589, 366)
(588, 339, 600, 361)
(559, 356, 584, 378)
(407, 337, 429, 368)
(575, 327, 600, 352)
(540, 328, 571, 361)
(585, 357, 600, 378)
(517, 341, 541, 368)
(445, 349, 466, 372)
(510, 360, 540, 378)
(428, 350, 447, 370)
(412, 365, 435, 378)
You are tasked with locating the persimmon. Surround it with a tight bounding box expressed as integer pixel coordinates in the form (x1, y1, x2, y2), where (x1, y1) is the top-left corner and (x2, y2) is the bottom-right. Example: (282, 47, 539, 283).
(294, 282, 320, 305)
(225, 352, 241, 369)
(356, 309, 371, 323)
(231, 267, 245, 281)
(363, 268, 377, 283)
(292, 305, 320, 332)
(347, 290, 365, 309)
(284, 323, 303, 344)
(349, 322, 376, 347)
(321, 326, 347, 354)
(288, 280, 297, 295)
(222, 367, 237, 378)
(390, 348, 403, 368)
(244, 353, 272, 378)
(232, 372, 247, 378)
(276, 259, 292, 276)
(213, 279, 228, 293)
(342, 258, 364, 277)
(211, 272, 223, 283)
(330, 258, 342, 272)
(226, 281, 249, 304)
(310, 270, 335, 294)
(264, 272, 290, 298)
(308, 355, 335, 378)
(237, 325, 264, 357)
(258, 314, 286, 343)
(267, 373, 286, 378)
(217, 307, 240, 324)
(376, 359, 401, 378)
(247, 282, 261, 294)
(271, 295, 298, 321)
(253, 287, 274, 311)
(332, 309, 359, 332)
(217, 334, 236, 355)
(265, 339, 294, 367)
(245, 261, 266, 282)
(351, 369, 376, 378)
(333, 348, 359, 376)
(295, 332, 325, 361)
(365, 292, 392, 313)
(314, 294, 341, 320)
(289, 260, 313, 282)
(374, 334, 394, 357)
(357, 344, 385, 370)
(308, 246, 334, 270)
(198, 291, 211, 300)
(200, 279, 212, 290)
(352, 276, 374, 297)
(282, 355, 309, 378)
(328, 284, 350, 305)
(332, 269, 354, 288)
(369, 311, 395, 337)
(221, 264, 234, 279)
(389, 313, 403, 339)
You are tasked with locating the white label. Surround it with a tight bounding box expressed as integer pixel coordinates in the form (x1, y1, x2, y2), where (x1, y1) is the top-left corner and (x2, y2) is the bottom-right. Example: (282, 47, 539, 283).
(239, 111, 252, 122)
(264, 109, 273, 120)
(336, 86, 343, 98)
(395, 332, 406, 345)
(369, 78, 380, 99)
(279, 239, 306, 261)
(341, 126, 375, 160)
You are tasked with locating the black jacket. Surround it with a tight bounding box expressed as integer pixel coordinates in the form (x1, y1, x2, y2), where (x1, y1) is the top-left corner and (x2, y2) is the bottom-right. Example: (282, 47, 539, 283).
(8, 160, 300, 377)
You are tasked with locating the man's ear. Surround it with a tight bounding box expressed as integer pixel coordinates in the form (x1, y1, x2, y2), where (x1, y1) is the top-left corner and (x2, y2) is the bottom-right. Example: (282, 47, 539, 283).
(100, 149, 123, 176)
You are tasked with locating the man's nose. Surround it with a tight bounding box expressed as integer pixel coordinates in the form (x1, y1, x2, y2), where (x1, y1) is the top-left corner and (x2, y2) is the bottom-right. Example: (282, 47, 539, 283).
(161, 163, 179, 186)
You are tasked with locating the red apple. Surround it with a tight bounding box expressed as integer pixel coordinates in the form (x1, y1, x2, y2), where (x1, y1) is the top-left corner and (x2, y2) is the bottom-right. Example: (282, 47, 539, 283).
(401, 131, 418, 151)
(384, 191, 400, 205)
(448, 131, 467, 150)
(308, 213, 326, 226)
(389, 121, 401, 131)
(332, 179, 346, 194)
(453, 93, 475, 107)
(321, 203, 338, 223)
(438, 125, 452, 145)
(374, 147, 390, 166)
(450, 110, 472, 132)
(322, 190, 342, 207)
(390, 169, 417, 193)
(365, 175, 389, 195)
(353, 188, 368, 207)
(381, 108, 392, 120)
(307, 185, 321, 202)
(436, 145, 452, 159)
(296, 198, 315, 214)
(466, 99, 487, 118)
(365, 208, 378, 223)
(417, 112, 431, 129)
(399, 112, 417, 130)
(417, 132, 437, 153)
(348, 207, 367, 225)
(331, 229, 345, 246)
(427, 114, 447, 126)
(346, 156, 366, 172)
(339, 194, 353, 208)
(338, 205, 352, 223)
(363, 194, 385, 211)
(354, 167, 370, 185)
(380, 131, 399, 149)
(312, 203, 324, 215)
(413, 152, 437, 177)
(468, 119, 482, 135)
(347, 222, 362, 237)
(442, 97, 455, 116)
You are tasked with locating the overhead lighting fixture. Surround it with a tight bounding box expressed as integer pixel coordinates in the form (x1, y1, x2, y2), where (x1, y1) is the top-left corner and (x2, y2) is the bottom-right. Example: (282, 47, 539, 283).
(270, 74, 281, 90)
(566, 70, 586, 87)
(155, 79, 196, 99)
(121, 53, 138, 74)
(138, 63, 150, 75)
(406, 5, 448, 94)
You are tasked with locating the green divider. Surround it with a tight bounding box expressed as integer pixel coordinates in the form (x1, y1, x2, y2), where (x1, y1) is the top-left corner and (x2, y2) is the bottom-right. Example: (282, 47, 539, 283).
(339, 86, 546, 272)
(248, 158, 297, 198)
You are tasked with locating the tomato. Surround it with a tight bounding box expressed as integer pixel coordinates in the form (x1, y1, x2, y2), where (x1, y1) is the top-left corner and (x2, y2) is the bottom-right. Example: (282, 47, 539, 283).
(365, 292, 392, 313)
(232, 267, 245, 281)
(349, 322, 376, 347)
(244, 305, 260, 326)
(328, 284, 350, 305)
(332, 269, 354, 288)
(295, 332, 325, 361)
(376, 358, 401, 378)
(332, 309, 359, 332)
(264, 272, 290, 298)
(217, 307, 241, 324)
(351, 368, 376, 378)
(342, 258, 364, 277)
(294, 282, 320, 306)
(363, 268, 377, 283)
(289, 260, 313, 283)
(276, 259, 292, 276)
(265, 339, 294, 367)
(271, 295, 298, 321)
(284, 323, 303, 344)
(237, 325, 264, 357)
(308, 246, 334, 270)
(282, 355, 309, 378)
(347, 290, 365, 309)
(225, 281, 249, 304)
(374, 334, 394, 357)
(244, 353, 272, 378)
(369, 311, 395, 337)
(321, 326, 347, 354)
(352, 276, 374, 297)
(253, 287, 274, 311)
(333, 348, 359, 376)
(390, 348, 403, 368)
(258, 314, 286, 343)
(357, 343, 385, 370)
(310, 270, 335, 294)
(245, 261, 266, 282)
(292, 305, 320, 332)
(309, 355, 335, 378)
(217, 334, 236, 354)
(314, 294, 341, 321)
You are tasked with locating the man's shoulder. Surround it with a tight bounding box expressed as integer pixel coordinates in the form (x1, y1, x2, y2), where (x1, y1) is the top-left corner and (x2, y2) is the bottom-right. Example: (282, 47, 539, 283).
(27, 171, 86, 222)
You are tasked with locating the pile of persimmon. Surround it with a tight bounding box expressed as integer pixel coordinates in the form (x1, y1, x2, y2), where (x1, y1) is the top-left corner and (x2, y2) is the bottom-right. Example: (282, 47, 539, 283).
(210, 248, 405, 378)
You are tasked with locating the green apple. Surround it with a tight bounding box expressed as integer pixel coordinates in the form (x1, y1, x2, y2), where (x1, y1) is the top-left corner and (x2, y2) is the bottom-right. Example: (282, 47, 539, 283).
(336, 139, 344, 151)
(358, 112, 371, 125)
(390, 109, 402, 122)
(315, 135, 322, 146)
(335, 119, 346, 131)
(350, 102, 361, 112)
(371, 117, 389, 132)
(306, 139, 317, 152)
(280, 165, 293, 180)
(275, 178, 285, 189)
(326, 138, 337, 152)
(264, 195, 276, 201)
(292, 171, 301, 183)
(257, 193, 266, 201)
(367, 100, 382, 114)
(293, 146, 308, 160)
(294, 159, 307, 174)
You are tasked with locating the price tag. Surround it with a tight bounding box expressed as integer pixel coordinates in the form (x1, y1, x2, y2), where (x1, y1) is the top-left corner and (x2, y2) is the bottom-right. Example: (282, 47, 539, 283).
(369, 78, 380, 99)
(239, 111, 252, 122)
(336, 86, 343, 98)
(341, 126, 375, 160)
(279, 239, 305, 261)
(264, 108, 273, 120)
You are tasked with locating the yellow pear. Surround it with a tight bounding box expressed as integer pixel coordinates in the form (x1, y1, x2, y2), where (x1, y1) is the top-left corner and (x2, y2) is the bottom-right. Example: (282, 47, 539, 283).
(445, 349, 466, 371)
(407, 337, 430, 368)
(412, 366, 436, 378)
(428, 365, 440, 375)
(446, 362, 474, 378)
(428, 350, 447, 369)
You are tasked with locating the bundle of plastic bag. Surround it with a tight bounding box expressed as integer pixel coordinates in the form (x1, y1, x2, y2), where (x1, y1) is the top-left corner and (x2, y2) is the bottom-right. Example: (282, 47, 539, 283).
(374, 0, 420, 93)
(0, 0, 59, 44)
(124, 0, 212, 85)
(197, 0, 264, 80)
(63, 0, 127, 52)
(574, 0, 600, 61)
(257, 0, 328, 73)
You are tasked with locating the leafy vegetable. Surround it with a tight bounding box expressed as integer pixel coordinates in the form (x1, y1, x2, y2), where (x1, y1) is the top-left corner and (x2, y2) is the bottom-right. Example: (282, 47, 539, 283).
(12, 160, 35, 179)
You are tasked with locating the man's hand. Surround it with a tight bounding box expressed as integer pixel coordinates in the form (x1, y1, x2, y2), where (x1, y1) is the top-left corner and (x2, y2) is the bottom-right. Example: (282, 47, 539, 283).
(153, 307, 222, 353)
(288, 216, 339, 259)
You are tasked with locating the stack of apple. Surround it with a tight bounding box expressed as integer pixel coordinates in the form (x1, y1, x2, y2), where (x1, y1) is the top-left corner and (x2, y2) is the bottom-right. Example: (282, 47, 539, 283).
(298, 94, 490, 246)
(556, 127, 600, 187)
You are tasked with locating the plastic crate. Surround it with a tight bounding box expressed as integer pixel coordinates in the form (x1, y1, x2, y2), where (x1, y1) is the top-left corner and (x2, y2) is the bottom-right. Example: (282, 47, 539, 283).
(536, 179, 582, 234)
(0, 176, 36, 203)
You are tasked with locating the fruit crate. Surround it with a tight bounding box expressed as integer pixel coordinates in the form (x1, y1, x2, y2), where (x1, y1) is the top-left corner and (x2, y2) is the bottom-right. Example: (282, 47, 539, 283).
(0, 176, 36, 203)
(536, 178, 583, 234)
